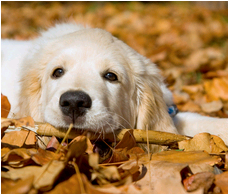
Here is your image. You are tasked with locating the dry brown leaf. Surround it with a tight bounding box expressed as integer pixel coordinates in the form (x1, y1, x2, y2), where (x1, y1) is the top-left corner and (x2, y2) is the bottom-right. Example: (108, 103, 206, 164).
(1, 118, 14, 137)
(173, 91, 190, 104)
(34, 160, 65, 191)
(25, 130, 36, 145)
(1, 176, 34, 194)
(1, 117, 35, 140)
(46, 136, 60, 150)
(178, 133, 228, 153)
(1, 129, 29, 147)
(14, 116, 35, 127)
(183, 172, 215, 193)
(95, 176, 143, 193)
(201, 100, 223, 113)
(179, 100, 202, 112)
(65, 135, 88, 162)
(2, 160, 65, 191)
(1, 94, 11, 118)
(182, 84, 203, 95)
(115, 129, 137, 149)
(1, 165, 41, 181)
(150, 150, 221, 165)
(31, 148, 61, 165)
(86, 136, 94, 154)
(1, 147, 10, 158)
(136, 160, 203, 194)
(91, 165, 121, 185)
(88, 152, 99, 169)
(126, 147, 145, 160)
(204, 78, 228, 102)
(214, 171, 228, 194)
(104, 148, 129, 163)
(205, 70, 228, 79)
(48, 173, 104, 194)
(121, 150, 219, 193)
(2, 148, 37, 168)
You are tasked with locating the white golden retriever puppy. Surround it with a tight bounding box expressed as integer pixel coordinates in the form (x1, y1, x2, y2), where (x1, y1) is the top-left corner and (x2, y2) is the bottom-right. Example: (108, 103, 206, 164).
(1, 23, 228, 144)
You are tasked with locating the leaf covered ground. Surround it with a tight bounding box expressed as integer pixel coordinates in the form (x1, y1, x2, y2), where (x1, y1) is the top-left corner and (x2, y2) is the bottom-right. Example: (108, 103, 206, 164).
(1, 1, 228, 194)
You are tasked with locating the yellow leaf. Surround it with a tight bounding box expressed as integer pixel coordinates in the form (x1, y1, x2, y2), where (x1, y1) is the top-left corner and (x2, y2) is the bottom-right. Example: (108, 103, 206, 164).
(178, 133, 228, 153)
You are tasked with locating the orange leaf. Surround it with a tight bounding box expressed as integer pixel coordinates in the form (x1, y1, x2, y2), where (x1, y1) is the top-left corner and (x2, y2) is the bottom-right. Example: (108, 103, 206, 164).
(115, 129, 137, 150)
(183, 172, 215, 193)
(2, 130, 29, 147)
(214, 171, 228, 194)
(25, 131, 36, 146)
(31, 148, 61, 165)
(1, 94, 11, 118)
(14, 116, 35, 127)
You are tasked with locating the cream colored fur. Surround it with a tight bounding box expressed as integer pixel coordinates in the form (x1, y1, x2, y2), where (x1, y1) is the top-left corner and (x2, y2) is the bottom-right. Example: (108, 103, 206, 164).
(1, 23, 227, 146)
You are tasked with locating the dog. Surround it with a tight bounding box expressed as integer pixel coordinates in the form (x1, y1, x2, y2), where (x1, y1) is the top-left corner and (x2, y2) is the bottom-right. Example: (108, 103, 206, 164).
(1, 23, 228, 145)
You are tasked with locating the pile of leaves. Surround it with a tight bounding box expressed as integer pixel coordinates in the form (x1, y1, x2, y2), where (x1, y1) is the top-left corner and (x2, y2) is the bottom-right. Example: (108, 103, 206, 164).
(1, 94, 228, 194)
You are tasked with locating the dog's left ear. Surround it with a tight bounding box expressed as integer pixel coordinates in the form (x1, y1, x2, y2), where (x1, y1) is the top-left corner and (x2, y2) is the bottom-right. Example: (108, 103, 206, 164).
(115, 38, 177, 133)
(135, 66, 178, 133)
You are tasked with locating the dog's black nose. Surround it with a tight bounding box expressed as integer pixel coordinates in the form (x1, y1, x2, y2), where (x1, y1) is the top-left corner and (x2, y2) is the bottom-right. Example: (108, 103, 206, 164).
(59, 90, 92, 119)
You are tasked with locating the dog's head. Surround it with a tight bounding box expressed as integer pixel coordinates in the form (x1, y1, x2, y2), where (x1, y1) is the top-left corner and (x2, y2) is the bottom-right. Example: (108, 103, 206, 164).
(19, 23, 176, 134)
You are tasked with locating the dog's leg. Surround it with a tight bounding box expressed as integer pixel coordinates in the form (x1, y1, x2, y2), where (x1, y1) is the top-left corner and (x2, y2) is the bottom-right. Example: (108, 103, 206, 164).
(1, 40, 32, 118)
(173, 112, 228, 145)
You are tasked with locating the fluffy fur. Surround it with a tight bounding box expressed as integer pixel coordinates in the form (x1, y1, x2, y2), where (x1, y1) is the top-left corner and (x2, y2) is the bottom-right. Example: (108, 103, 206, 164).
(1, 23, 228, 145)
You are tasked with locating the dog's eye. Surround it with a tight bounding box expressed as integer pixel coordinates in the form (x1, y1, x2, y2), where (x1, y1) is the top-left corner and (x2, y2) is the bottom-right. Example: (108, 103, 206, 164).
(52, 68, 64, 78)
(104, 72, 118, 81)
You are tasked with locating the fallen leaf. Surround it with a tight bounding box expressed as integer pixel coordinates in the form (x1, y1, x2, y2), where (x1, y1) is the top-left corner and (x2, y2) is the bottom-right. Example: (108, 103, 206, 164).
(1, 118, 14, 137)
(1, 147, 10, 157)
(201, 100, 223, 113)
(204, 78, 228, 101)
(1, 176, 34, 194)
(149, 150, 221, 166)
(2, 148, 37, 167)
(25, 130, 36, 145)
(183, 172, 215, 193)
(48, 173, 104, 194)
(104, 148, 129, 163)
(91, 165, 121, 185)
(179, 100, 202, 112)
(1, 94, 11, 118)
(173, 91, 190, 104)
(88, 152, 99, 169)
(1, 129, 29, 147)
(14, 116, 35, 127)
(214, 171, 228, 194)
(182, 84, 203, 95)
(31, 148, 61, 165)
(46, 136, 60, 151)
(65, 135, 88, 162)
(136, 160, 203, 194)
(115, 129, 137, 150)
(86, 136, 94, 154)
(178, 133, 228, 153)
(2, 160, 65, 191)
(126, 147, 145, 160)
(33, 160, 65, 191)
(1, 165, 41, 181)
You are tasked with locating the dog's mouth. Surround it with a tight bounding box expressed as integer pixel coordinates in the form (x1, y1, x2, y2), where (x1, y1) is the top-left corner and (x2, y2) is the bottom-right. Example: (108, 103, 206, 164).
(53, 124, 122, 142)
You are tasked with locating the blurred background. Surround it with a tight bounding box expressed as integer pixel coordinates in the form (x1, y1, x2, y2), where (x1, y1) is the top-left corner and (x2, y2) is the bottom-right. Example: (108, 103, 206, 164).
(1, 1, 228, 118)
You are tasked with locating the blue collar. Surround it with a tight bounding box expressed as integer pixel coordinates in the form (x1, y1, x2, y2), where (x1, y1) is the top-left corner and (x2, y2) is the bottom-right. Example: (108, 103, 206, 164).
(168, 104, 178, 117)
